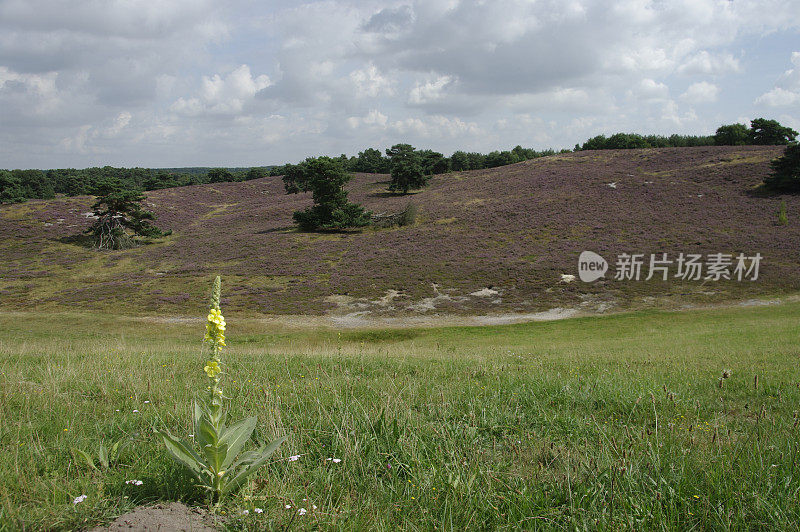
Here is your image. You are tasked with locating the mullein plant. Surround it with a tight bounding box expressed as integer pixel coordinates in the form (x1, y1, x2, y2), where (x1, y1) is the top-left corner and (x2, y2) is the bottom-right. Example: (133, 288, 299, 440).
(158, 276, 286, 504)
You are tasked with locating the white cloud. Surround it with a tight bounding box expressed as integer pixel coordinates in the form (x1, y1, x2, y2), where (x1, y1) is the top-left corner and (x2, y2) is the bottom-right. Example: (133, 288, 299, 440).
(172, 65, 271, 116)
(677, 51, 741, 76)
(680, 81, 719, 103)
(755, 51, 800, 107)
(409, 75, 454, 105)
(755, 87, 800, 107)
(3, 1, 800, 168)
(105, 111, 132, 137)
(0, 66, 60, 114)
(346, 109, 388, 129)
(660, 100, 699, 127)
(350, 64, 395, 97)
(629, 79, 670, 101)
(389, 115, 481, 138)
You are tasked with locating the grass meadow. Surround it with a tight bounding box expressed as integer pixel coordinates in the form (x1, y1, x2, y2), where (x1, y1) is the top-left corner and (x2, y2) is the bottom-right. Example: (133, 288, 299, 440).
(1, 302, 799, 530)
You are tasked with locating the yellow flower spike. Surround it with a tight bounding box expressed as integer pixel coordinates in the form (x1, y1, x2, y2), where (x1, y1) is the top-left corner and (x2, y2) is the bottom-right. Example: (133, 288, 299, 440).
(204, 360, 221, 378)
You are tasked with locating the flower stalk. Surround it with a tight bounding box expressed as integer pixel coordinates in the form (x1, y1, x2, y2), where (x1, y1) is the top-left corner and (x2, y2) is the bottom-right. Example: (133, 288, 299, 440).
(158, 276, 286, 505)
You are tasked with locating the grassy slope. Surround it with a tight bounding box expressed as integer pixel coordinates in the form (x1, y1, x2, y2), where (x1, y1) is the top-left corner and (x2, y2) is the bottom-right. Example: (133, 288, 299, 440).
(1, 145, 798, 316)
(2, 303, 799, 529)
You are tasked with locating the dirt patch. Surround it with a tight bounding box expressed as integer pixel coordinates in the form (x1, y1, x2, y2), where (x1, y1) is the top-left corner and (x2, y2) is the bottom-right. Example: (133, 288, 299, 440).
(89, 502, 221, 531)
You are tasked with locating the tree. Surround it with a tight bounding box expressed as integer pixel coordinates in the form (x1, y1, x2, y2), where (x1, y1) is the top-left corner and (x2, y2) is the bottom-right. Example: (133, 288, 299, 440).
(207, 168, 234, 183)
(418, 149, 449, 174)
(0, 170, 25, 203)
(465, 152, 486, 170)
(245, 167, 269, 181)
(352, 148, 391, 173)
(450, 151, 469, 171)
(85, 180, 170, 249)
(12, 169, 54, 199)
(580, 134, 608, 150)
(281, 163, 311, 194)
(749, 118, 798, 145)
(763, 144, 800, 192)
(485, 150, 518, 168)
(287, 157, 371, 231)
(386, 144, 427, 193)
(714, 124, 750, 145)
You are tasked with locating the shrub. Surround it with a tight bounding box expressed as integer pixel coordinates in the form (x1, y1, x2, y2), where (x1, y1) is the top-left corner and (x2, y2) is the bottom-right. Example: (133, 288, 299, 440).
(398, 202, 418, 226)
(778, 200, 788, 225)
(763, 144, 800, 192)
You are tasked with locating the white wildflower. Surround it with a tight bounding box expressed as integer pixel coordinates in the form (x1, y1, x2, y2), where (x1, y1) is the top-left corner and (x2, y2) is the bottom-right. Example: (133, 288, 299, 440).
(73, 494, 87, 505)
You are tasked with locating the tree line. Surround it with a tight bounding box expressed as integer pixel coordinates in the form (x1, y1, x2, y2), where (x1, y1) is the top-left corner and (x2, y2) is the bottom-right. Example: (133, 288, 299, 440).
(577, 118, 797, 151)
(2, 117, 797, 207)
(0, 166, 273, 204)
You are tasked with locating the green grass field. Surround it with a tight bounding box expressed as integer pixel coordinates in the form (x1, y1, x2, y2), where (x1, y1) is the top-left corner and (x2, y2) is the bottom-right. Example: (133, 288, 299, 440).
(2, 303, 799, 530)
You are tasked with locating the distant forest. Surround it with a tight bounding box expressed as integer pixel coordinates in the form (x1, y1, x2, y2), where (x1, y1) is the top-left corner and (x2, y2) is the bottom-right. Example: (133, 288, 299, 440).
(2, 118, 795, 204)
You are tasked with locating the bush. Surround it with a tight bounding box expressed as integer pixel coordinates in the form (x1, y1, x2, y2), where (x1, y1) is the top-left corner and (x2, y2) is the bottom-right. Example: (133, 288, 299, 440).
(398, 202, 418, 226)
(778, 200, 788, 225)
(764, 144, 800, 192)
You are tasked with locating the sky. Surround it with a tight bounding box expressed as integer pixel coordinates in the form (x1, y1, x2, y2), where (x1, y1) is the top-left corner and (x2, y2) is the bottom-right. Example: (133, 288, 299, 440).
(1, 0, 799, 169)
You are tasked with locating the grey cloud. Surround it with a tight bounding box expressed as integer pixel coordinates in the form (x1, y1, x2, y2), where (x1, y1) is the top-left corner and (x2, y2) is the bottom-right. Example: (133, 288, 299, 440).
(360, 5, 414, 33)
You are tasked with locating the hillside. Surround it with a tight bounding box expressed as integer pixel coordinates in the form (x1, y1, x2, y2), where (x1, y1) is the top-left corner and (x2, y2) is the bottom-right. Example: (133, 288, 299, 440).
(1, 145, 797, 318)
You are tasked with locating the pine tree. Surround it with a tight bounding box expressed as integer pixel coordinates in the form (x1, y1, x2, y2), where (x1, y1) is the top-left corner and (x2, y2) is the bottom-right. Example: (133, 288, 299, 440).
(86, 180, 170, 249)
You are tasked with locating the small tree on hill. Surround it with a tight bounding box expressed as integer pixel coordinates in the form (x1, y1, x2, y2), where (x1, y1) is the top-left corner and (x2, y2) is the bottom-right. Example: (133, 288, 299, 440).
(286, 157, 371, 231)
(714, 123, 749, 146)
(86, 180, 170, 249)
(386, 143, 427, 194)
(749, 118, 798, 145)
(763, 144, 800, 192)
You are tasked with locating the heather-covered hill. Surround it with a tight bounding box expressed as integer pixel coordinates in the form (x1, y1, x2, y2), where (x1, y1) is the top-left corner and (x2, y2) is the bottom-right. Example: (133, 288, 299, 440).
(1, 145, 797, 317)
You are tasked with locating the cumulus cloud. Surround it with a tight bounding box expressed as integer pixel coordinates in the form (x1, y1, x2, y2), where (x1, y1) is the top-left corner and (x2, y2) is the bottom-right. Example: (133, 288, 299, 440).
(677, 51, 742, 76)
(2, 0, 800, 167)
(346, 109, 389, 129)
(350, 64, 395, 97)
(0, 66, 60, 114)
(408, 75, 455, 105)
(755, 51, 800, 107)
(389, 115, 481, 139)
(629, 79, 670, 101)
(172, 65, 271, 116)
(680, 81, 719, 103)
